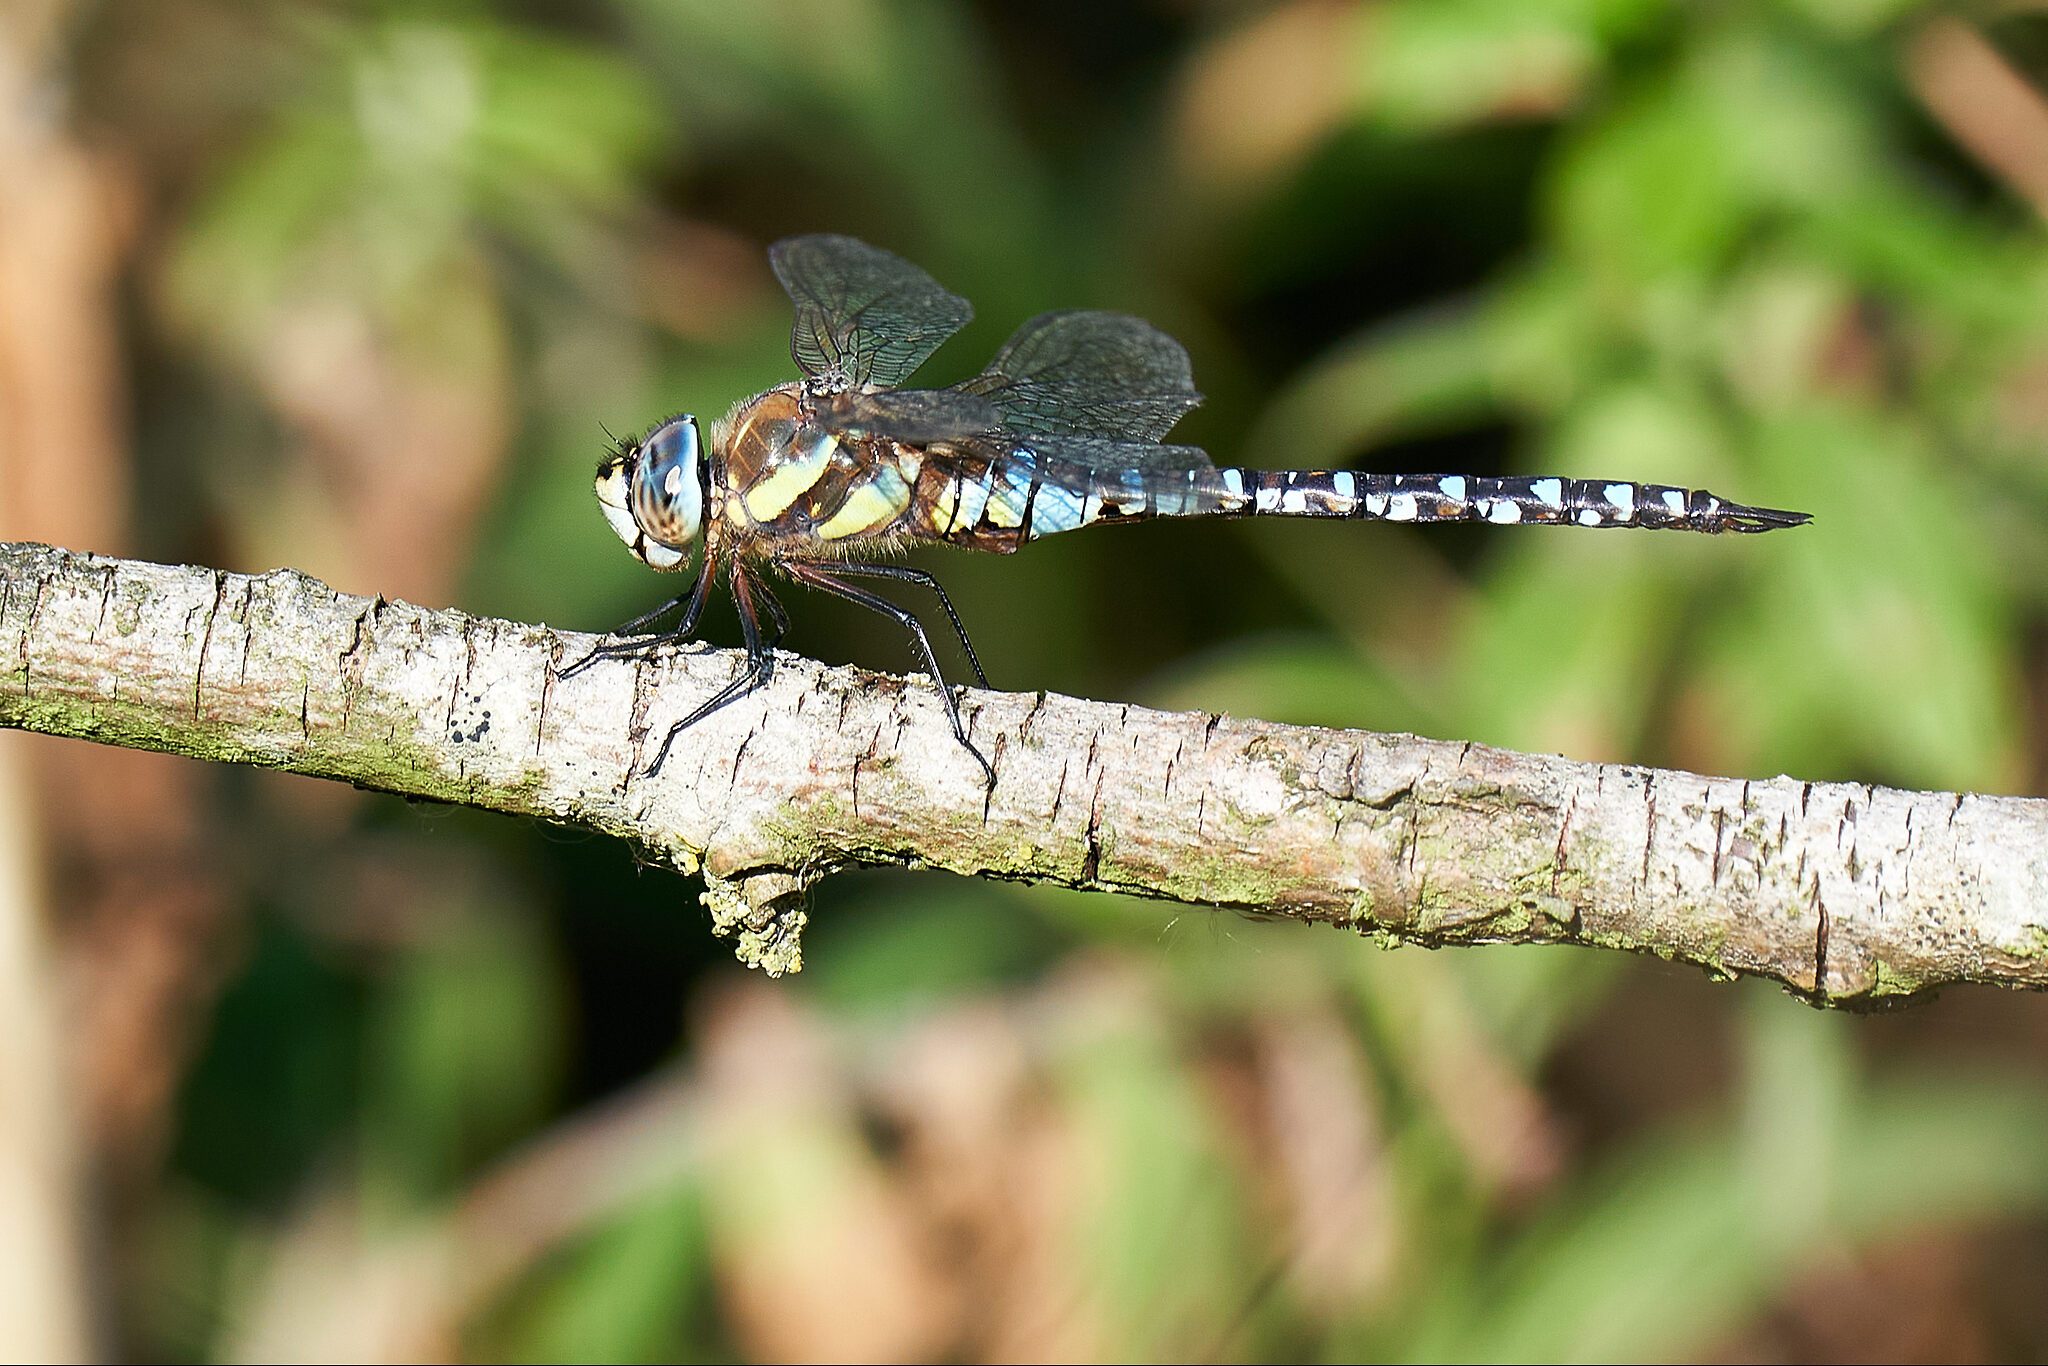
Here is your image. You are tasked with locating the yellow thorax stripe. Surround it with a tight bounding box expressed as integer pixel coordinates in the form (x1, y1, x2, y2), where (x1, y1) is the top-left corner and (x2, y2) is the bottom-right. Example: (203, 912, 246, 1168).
(742, 430, 839, 524)
(816, 462, 916, 541)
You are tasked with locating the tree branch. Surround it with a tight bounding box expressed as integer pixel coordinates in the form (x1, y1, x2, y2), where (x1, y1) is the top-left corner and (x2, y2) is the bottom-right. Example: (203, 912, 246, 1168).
(4, 541, 2044, 1001)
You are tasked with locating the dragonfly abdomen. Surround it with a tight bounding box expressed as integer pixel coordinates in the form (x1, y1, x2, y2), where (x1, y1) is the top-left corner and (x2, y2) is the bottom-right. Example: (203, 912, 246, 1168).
(1207, 468, 1808, 535)
(933, 459, 1809, 550)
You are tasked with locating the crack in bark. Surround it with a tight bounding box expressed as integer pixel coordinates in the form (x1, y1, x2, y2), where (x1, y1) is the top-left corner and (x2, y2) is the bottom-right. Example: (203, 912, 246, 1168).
(1640, 788, 1658, 889)
(535, 642, 557, 756)
(337, 599, 377, 733)
(1813, 886, 1832, 999)
(192, 571, 228, 720)
(236, 579, 257, 685)
(91, 563, 115, 641)
(1020, 690, 1048, 741)
(729, 728, 754, 788)
(15, 571, 46, 691)
(1552, 791, 1577, 897)
(1081, 770, 1106, 885)
(1711, 807, 1727, 888)
(624, 659, 655, 789)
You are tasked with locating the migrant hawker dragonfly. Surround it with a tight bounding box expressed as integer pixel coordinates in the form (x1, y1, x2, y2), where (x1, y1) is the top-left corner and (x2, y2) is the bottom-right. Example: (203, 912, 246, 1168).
(569, 234, 1809, 782)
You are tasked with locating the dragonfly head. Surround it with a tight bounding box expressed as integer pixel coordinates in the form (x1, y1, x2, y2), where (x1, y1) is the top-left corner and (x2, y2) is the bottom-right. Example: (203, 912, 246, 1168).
(596, 415, 704, 571)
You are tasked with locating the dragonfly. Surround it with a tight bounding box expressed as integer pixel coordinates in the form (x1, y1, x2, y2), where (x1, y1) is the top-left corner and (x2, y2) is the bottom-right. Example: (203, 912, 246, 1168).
(568, 233, 1809, 783)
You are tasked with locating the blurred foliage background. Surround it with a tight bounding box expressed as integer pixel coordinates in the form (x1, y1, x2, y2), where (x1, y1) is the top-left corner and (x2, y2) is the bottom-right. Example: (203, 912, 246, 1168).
(5, 0, 2048, 1360)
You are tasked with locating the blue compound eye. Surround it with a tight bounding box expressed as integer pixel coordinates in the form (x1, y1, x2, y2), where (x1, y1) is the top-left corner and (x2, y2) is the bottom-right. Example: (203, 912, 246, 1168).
(593, 416, 703, 570)
(630, 417, 704, 550)
(594, 416, 704, 570)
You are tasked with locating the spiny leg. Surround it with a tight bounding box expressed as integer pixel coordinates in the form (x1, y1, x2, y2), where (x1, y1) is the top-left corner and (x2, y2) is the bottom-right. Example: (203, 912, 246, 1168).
(753, 572, 791, 648)
(560, 554, 716, 679)
(783, 559, 995, 786)
(817, 561, 989, 689)
(645, 564, 778, 777)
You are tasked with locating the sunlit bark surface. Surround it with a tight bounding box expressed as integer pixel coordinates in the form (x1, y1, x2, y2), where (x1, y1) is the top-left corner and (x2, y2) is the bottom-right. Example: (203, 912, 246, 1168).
(5, 541, 2046, 1003)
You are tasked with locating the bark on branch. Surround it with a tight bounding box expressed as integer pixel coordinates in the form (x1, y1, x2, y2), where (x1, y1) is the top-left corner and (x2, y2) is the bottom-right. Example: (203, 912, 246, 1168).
(4, 541, 2044, 1002)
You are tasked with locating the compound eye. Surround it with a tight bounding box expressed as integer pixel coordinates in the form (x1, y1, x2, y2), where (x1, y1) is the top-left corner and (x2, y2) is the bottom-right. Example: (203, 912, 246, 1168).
(630, 416, 704, 548)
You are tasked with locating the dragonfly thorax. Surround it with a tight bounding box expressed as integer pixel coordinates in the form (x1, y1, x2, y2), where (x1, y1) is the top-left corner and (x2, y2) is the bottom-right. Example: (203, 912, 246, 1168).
(717, 386, 900, 546)
(595, 415, 705, 571)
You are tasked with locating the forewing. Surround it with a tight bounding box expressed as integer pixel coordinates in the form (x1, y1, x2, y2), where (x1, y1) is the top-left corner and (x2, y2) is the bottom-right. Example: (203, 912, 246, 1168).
(1026, 433, 1214, 474)
(946, 432, 1213, 478)
(770, 234, 973, 389)
(956, 310, 1201, 442)
(901, 433, 1213, 503)
(817, 388, 1002, 444)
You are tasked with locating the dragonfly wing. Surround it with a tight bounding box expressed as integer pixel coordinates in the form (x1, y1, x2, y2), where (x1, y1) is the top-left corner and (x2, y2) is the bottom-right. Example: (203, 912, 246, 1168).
(819, 387, 1002, 444)
(1022, 433, 1215, 474)
(770, 234, 973, 390)
(955, 310, 1202, 443)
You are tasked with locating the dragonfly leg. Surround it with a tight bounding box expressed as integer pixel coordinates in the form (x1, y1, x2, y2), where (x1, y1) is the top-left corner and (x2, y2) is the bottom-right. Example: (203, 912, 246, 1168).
(812, 561, 989, 689)
(783, 560, 995, 787)
(752, 573, 791, 649)
(560, 555, 716, 680)
(645, 563, 776, 777)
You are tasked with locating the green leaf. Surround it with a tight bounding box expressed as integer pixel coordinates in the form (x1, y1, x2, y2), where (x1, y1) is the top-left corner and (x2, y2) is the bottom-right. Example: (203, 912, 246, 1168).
(1358, 0, 1666, 132)
(1245, 304, 1506, 469)
(1548, 82, 1748, 291)
(483, 1183, 715, 1364)
(1051, 1007, 1270, 1359)
(1694, 405, 2021, 791)
(362, 895, 566, 1207)
(1453, 380, 1730, 757)
(1143, 632, 1428, 735)
(1403, 997, 2048, 1361)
